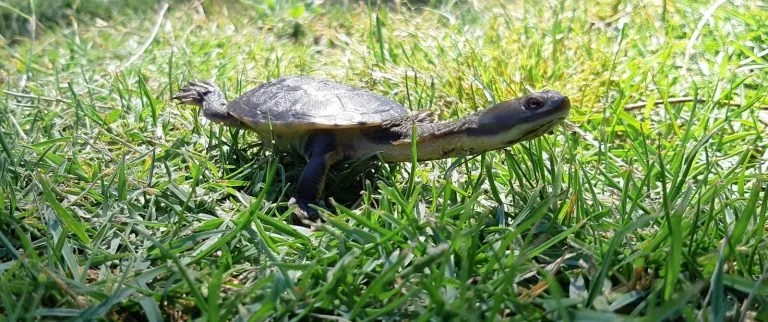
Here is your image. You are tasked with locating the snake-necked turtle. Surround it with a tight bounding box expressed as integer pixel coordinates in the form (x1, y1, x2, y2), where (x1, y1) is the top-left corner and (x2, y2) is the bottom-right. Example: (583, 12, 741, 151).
(172, 76, 570, 221)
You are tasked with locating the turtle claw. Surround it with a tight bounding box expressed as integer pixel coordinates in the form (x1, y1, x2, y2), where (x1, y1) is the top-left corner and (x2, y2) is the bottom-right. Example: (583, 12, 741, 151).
(288, 197, 324, 226)
(171, 89, 203, 106)
(188, 80, 217, 90)
(172, 80, 219, 106)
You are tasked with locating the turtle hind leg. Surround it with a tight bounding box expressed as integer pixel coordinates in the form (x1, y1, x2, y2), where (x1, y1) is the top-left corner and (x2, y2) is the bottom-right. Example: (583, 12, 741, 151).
(290, 151, 342, 224)
(290, 134, 341, 224)
(172, 80, 242, 127)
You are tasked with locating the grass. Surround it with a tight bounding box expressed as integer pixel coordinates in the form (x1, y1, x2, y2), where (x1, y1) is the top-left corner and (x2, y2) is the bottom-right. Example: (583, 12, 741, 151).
(1, 0, 767, 320)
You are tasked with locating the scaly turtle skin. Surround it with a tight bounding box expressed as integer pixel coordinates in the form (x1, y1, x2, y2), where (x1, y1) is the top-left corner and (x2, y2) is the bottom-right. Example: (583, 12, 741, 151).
(172, 76, 570, 222)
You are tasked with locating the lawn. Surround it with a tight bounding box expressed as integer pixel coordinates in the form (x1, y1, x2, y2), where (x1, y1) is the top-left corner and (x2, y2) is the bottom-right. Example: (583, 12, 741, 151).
(1, 0, 767, 320)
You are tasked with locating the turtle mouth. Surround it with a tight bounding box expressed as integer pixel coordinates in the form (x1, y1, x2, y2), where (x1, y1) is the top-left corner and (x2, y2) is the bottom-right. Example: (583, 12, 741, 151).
(511, 99, 570, 132)
(519, 116, 566, 141)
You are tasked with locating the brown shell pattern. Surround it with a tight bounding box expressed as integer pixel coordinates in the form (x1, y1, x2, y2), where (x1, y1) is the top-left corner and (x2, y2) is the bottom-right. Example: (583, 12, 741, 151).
(226, 76, 408, 131)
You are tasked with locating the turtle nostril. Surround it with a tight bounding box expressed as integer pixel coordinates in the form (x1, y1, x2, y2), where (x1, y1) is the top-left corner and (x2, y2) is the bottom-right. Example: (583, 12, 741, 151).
(553, 95, 571, 110)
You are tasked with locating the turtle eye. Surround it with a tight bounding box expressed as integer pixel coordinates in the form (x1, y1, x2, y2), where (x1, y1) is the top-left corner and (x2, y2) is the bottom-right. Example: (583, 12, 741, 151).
(525, 97, 545, 111)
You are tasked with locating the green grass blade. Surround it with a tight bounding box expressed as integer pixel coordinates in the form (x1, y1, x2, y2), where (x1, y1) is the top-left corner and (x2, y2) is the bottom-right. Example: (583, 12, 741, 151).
(37, 175, 91, 245)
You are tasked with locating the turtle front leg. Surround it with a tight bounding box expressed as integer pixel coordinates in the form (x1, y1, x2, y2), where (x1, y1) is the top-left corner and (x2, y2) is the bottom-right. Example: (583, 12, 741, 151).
(290, 148, 342, 224)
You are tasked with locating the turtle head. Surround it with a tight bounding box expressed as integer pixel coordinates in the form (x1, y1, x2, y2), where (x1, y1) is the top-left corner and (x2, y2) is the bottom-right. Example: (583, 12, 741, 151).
(467, 90, 570, 143)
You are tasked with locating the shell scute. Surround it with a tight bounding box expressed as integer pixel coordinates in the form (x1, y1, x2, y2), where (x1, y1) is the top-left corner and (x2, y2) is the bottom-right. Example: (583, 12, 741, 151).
(227, 76, 408, 131)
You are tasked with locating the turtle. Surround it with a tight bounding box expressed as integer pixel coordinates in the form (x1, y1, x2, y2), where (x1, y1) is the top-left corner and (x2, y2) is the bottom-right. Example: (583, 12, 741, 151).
(172, 76, 570, 222)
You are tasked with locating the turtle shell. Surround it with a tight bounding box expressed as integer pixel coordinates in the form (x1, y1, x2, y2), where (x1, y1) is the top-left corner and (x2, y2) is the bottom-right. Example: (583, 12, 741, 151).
(227, 76, 408, 132)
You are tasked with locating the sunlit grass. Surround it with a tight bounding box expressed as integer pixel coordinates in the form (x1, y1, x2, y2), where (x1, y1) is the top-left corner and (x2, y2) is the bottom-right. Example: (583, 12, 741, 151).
(1, 0, 767, 320)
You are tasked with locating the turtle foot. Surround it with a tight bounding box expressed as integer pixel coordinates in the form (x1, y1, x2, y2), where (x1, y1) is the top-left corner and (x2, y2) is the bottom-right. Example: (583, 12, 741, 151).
(288, 197, 324, 226)
(172, 80, 242, 127)
(171, 80, 219, 107)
